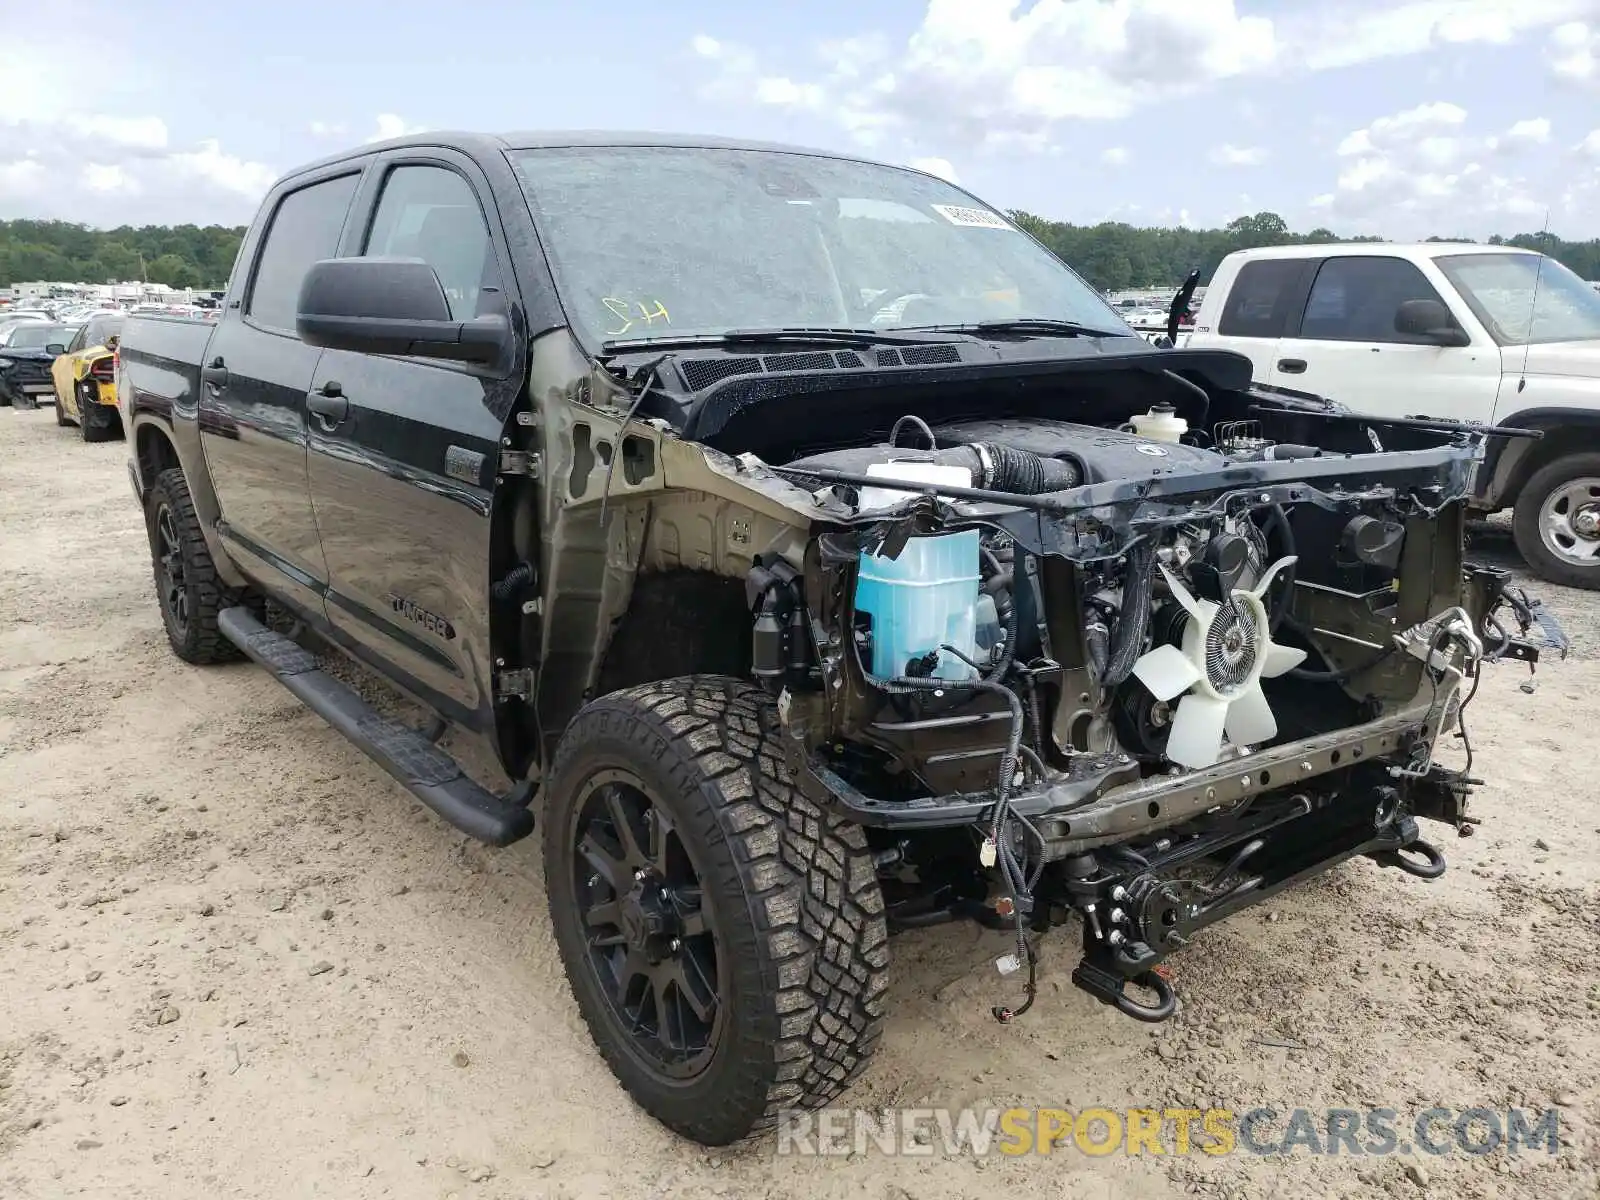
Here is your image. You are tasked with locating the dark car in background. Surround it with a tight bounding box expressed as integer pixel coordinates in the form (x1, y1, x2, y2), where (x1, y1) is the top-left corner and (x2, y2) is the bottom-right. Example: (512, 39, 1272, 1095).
(0, 322, 80, 408)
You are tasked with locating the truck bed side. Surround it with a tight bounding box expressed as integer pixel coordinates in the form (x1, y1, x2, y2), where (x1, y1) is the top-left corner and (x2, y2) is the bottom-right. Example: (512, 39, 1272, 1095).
(120, 315, 246, 587)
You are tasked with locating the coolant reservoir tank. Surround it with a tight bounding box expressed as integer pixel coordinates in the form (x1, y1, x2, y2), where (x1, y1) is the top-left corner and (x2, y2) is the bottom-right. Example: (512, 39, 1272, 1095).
(854, 462, 981, 682)
(1127, 403, 1188, 443)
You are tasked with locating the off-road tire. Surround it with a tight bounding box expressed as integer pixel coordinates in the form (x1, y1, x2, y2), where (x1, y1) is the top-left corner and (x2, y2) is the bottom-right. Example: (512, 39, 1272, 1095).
(1512, 452, 1600, 590)
(146, 468, 244, 664)
(543, 676, 889, 1144)
(79, 383, 117, 442)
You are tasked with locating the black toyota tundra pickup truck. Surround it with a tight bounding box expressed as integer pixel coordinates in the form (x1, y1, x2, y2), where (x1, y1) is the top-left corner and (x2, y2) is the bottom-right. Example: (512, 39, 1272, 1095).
(118, 131, 1560, 1145)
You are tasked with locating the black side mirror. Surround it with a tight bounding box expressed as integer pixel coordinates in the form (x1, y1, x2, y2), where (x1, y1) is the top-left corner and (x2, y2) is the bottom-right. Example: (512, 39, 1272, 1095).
(1394, 298, 1469, 347)
(45, 344, 65, 355)
(295, 257, 507, 364)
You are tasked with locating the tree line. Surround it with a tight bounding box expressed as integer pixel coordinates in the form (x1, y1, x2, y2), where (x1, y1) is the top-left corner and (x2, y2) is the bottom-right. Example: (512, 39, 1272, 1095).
(1007, 210, 1600, 291)
(4, 210, 1599, 295)
(0, 219, 245, 290)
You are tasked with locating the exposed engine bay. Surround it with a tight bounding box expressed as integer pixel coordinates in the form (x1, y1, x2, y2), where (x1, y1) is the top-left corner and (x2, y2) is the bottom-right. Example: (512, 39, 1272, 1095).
(725, 390, 1563, 1022)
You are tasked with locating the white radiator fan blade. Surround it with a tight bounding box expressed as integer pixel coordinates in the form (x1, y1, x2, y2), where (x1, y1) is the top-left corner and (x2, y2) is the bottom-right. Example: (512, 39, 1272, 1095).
(1222, 683, 1278, 746)
(1166, 694, 1230, 769)
(1262, 641, 1308, 678)
(1131, 643, 1202, 702)
(1127, 554, 1304, 770)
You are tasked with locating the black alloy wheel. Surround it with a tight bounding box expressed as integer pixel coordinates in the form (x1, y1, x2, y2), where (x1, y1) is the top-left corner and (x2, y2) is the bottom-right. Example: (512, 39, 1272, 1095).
(155, 502, 190, 640)
(145, 467, 243, 664)
(543, 677, 889, 1145)
(572, 767, 722, 1078)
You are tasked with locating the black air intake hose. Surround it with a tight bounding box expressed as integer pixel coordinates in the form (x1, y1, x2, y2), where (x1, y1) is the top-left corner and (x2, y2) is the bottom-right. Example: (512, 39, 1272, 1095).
(858, 439, 1079, 496)
(963, 442, 1081, 495)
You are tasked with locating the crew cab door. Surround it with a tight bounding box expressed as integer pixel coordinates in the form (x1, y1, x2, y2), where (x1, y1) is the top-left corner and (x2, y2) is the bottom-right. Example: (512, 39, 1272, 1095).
(305, 152, 522, 725)
(200, 169, 362, 615)
(1186, 256, 1316, 390)
(1277, 255, 1501, 423)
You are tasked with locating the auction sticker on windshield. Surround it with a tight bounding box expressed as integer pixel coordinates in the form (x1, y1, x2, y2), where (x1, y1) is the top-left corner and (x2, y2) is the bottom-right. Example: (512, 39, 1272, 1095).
(931, 204, 1012, 230)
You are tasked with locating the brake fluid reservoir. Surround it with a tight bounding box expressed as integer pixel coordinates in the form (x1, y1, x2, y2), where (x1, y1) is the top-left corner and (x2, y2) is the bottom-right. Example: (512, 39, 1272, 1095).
(854, 462, 981, 681)
(1127, 403, 1188, 443)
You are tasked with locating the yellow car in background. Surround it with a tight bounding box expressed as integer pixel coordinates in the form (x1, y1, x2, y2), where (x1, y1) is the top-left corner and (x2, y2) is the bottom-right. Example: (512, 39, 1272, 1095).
(52, 311, 126, 442)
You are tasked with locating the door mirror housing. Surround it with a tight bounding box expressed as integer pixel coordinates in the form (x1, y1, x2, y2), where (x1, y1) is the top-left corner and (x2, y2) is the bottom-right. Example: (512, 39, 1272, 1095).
(1394, 298, 1470, 347)
(45, 344, 65, 355)
(295, 257, 508, 364)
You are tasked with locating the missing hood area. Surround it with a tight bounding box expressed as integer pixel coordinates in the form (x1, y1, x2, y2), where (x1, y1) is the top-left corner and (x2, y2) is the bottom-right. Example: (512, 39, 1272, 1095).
(568, 340, 1557, 1024)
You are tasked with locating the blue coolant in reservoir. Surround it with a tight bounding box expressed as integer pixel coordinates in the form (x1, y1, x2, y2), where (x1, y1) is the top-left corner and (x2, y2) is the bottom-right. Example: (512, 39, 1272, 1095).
(852, 462, 982, 682)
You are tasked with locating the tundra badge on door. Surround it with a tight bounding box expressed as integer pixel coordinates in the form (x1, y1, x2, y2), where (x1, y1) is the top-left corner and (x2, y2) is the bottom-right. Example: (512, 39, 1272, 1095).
(388, 594, 457, 641)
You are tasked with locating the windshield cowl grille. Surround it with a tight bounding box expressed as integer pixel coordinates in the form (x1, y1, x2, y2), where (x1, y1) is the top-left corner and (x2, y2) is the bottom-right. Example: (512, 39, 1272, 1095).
(673, 343, 966, 392)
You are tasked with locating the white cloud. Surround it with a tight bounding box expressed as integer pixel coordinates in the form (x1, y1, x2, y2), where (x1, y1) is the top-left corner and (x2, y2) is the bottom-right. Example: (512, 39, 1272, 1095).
(0, 159, 47, 196)
(1101, 146, 1130, 165)
(1500, 117, 1553, 147)
(0, 30, 278, 225)
(691, 0, 1588, 158)
(309, 120, 347, 138)
(366, 113, 429, 143)
(1210, 143, 1268, 166)
(0, 113, 275, 224)
(63, 115, 169, 152)
(692, 0, 1278, 152)
(753, 77, 826, 108)
(907, 156, 960, 183)
(1346, 101, 1467, 149)
(1312, 102, 1550, 233)
(167, 139, 278, 197)
(1549, 21, 1598, 84)
(82, 164, 130, 193)
(1578, 129, 1600, 157)
(1295, 0, 1593, 70)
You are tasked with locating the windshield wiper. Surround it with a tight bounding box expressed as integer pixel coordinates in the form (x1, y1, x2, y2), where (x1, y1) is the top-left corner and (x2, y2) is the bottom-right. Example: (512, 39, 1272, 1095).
(600, 326, 974, 355)
(907, 318, 1134, 340)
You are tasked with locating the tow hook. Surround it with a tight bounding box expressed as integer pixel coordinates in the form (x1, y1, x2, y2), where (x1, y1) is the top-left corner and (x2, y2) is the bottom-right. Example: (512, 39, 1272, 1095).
(1071, 958, 1178, 1022)
(1371, 838, 1447, 879)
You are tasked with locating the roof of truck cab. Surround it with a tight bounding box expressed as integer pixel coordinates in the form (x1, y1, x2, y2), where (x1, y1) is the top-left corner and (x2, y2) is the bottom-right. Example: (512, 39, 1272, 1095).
(1223, 242, 1540, 261)
(280, 130, 902, 184)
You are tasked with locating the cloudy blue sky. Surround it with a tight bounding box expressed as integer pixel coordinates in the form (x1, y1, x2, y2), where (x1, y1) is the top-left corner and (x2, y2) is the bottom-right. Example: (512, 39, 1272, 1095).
(2, 0, 1598, 238)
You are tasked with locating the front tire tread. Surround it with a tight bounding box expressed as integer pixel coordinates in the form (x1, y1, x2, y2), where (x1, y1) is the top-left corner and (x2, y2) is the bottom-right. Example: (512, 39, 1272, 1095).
(544, 676, 888, 1144)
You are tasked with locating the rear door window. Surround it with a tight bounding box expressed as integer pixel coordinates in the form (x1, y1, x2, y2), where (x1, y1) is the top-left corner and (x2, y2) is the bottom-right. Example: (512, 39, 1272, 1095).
(1218, 260, 1307, 338)
(247, 174, 361, 332)
(1296, 256, 1448, 344)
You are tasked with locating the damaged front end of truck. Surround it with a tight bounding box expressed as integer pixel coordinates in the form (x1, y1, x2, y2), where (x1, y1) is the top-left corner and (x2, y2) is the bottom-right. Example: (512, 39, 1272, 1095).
(649, 361, 1565, 1024)
(486, 142, 1579, 1142)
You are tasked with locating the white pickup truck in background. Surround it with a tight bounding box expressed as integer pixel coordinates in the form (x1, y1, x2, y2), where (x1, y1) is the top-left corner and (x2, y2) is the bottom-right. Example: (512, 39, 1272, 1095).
(1184, 243, 1600, 589)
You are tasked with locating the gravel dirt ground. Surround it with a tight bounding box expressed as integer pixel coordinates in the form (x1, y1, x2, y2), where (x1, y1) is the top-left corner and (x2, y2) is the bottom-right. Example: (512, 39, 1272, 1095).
(3, 409, 1598, 1200)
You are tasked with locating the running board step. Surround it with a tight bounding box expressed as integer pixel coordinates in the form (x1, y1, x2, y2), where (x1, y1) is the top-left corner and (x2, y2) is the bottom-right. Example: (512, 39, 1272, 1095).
(217, 607, 534, 847)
